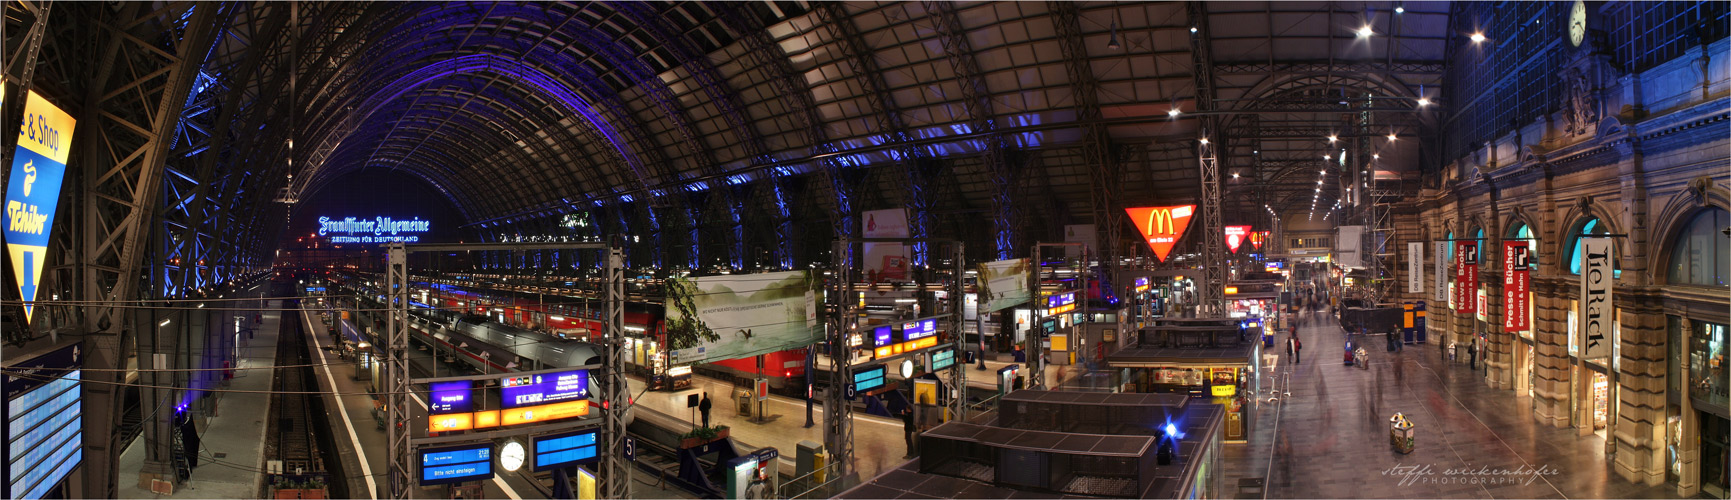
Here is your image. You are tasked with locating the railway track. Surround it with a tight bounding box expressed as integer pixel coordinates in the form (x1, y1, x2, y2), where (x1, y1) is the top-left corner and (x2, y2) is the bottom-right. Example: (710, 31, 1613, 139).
(265, 293, 338, 496)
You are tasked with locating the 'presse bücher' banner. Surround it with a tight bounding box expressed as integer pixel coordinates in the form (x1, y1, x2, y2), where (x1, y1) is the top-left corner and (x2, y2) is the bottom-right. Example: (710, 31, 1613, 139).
(1503, 241, 1531, 332)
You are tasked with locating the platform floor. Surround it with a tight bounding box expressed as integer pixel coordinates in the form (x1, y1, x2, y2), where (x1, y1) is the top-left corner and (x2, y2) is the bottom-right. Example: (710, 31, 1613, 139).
(812, 351, 1082, 393)
(118, 287, 278, 499)
(1221, 308, 1681, 499)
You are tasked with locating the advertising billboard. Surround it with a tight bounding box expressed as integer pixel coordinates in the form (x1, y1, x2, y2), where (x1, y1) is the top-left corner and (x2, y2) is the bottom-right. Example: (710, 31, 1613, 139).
(6, 91, 76, 324)
(973, 258, 1030, 313)
(1224, 226, 1252, 253)
(862, 208, 910, 281)
(666, 270, 819, 364)
(1125, 205, 1195, 262)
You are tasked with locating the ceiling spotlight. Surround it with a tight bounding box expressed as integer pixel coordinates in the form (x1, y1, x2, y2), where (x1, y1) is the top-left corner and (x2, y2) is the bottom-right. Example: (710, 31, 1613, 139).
(1470, 32, 1486, 43)
(1373, 153, 1381, 159)
(1327, 135, 1338, 143)
(1395, 5, 1405, 14)
(1232, 173, 1240, 179)
(1387, 133, 1398, 141)
(1108, 21, 1122, 50)
(1356, 26, 1375, 38)
(1199, 137, 1209, 145)
(1320, 170, 1326, 175)
(1323, 154, 1331, 160)
(1417, 97, 1432, 106)
(1318, 180, 1324, 184)
(1190, 26, 1198, 33)
(1168, 107, 1181, 117)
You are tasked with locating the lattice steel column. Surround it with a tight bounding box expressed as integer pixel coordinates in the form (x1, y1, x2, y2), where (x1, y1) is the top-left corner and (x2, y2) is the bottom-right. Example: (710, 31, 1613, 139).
(385, 243, 410, 499)
(945, 242, 967, 420)
(1197, 139, 1226, 317)
(924, 1, 1016, 259)
(1027, 245, 1044, 390)
(601, 243, 630, 498)
(825, 240, 855, 482)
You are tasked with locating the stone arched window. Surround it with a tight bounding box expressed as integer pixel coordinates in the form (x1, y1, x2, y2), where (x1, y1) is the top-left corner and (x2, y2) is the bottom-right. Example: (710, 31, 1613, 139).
(1666, 206, 1729, 287)
(1566, 216, 1619, 277)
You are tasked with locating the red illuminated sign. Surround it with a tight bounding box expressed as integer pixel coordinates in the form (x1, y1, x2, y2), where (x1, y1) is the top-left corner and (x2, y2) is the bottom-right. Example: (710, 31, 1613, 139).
(1126, 205, 1196, 262)
(1225, 226, 1252, 253)
(1251, 231, 1267, 250)
(1504, 241, 1531, 332)
(1455, 241, 1478, 314)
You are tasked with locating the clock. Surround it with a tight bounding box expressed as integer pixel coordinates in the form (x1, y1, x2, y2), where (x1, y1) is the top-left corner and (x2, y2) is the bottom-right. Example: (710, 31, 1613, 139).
(900, 359, 915, 379)
(499, 440, 526, 472)
(1569, 0, 1587, 47)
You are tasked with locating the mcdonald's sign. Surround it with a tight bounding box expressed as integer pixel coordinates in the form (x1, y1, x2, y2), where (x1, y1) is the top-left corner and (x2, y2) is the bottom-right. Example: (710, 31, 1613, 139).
(1125, 205, 1195, 262)
(1224, 225, 1252, 253)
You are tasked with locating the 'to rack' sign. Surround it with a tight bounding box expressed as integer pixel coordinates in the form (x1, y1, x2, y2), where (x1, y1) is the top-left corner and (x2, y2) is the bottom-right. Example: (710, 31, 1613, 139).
(1125, 205, 1195, 262)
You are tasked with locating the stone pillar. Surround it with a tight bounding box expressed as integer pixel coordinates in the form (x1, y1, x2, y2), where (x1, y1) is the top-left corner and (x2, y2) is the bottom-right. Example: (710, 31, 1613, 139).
(1613, 292, 1671, 487)
(1483, 267, 1513, 390)
(1532, 278, 1572, 427)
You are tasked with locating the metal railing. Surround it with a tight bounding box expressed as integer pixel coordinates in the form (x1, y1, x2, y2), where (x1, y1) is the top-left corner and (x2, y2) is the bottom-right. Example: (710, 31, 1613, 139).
(777, 460, 848, 499)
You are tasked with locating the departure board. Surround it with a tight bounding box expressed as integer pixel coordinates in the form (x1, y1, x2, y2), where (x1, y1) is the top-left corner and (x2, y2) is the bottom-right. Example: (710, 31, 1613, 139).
(3, 342, 83, 500)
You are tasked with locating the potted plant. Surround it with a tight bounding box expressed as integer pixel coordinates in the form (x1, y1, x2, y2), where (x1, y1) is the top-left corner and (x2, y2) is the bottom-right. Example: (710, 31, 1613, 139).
(678, 424, 732, 449)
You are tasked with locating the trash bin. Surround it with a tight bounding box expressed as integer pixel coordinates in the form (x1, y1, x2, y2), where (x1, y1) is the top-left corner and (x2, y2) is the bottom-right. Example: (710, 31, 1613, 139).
(1389, 413, 1414, 454)
(735, 390, 753, 418)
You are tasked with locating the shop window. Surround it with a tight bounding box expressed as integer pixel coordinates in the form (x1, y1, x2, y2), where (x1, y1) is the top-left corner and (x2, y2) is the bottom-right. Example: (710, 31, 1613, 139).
(1691, 321, 1728, 408)
(1473, 228, 1486, 262)
(1567, 217, 1622, 277)
(1446, 231, 1455, 262)
(1666, 207, 1730, 287)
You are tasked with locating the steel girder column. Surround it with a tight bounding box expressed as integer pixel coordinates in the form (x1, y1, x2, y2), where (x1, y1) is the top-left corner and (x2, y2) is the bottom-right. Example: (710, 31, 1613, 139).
(600, 243, 630, 498)
(66, 5, 223, 496)
(817, 4, 930, 263)
(945, 242, 967, 421)
(717, 6, 855, 249)
(1187, 2, 1226, 317)
(385, 244, 410, 499)
(824, 240, 855, 483)
(923, 1, 1017, 260)
(1052, 2, 1123, 296)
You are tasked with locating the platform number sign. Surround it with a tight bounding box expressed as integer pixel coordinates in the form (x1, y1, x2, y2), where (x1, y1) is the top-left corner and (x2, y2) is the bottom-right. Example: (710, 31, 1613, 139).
(844, 383, 857, 401)
(624, 437, 637, 462)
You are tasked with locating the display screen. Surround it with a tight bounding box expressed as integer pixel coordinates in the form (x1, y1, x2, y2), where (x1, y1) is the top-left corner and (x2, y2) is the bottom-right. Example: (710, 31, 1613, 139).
(419, 443, 494, 485)
(901, 319, 937, 341)
(1046, 292, 1075, 309)
(4, 342, 83, 500)
(428, 381, 472, 414)
(930, 349, 956, 371)
(533, 429, 599, 471)
(500, 370, 588, 409)
(873, 325, 892, 347)
(853, 365, 886, 392)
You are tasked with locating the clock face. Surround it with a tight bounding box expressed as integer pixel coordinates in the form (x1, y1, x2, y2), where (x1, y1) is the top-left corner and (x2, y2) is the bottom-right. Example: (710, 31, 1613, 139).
(500, 441, 526, 471)
(1569, 0, 1587, 47)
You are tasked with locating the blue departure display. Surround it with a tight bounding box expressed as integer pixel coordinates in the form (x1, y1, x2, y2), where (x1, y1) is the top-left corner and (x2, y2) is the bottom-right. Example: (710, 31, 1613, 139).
(873, 325, 892, 347)
(853, 365, 886, 392)
(533, 429, 599, 471)
(500, 370, 588, 409)
(901, 318, 937, 341)
(930, 349, 956, 371)
(419, 443, 494, 485)
(4, 343, 82, 500)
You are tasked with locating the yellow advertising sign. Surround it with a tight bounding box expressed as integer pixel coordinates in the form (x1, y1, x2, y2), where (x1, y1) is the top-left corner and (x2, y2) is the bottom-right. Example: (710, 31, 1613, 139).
(7, 90, 77, 324)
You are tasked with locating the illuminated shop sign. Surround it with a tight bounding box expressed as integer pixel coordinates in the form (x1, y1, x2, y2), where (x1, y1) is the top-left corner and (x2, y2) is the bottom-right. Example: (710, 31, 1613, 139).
(501, 370, 589, 409)
(1134, 277, 1150, 293)
(1224, 226, 1252, 253)
(1125, 205, 1195, 262)
(6, 91, 76, 324)
(317, 216, 431, 243)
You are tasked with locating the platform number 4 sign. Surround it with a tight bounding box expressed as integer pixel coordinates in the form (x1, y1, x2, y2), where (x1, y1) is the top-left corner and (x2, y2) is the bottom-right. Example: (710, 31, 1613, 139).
(624, 437, 637, 462)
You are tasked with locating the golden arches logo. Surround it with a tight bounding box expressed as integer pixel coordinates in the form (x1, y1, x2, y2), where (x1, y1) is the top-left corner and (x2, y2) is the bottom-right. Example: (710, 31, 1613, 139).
(1146, 209, 1176, 235)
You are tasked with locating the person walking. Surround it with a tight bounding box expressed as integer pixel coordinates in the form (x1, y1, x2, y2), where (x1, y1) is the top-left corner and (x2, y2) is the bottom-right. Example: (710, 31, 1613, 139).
(699, 392, 713, 429)
(1286, 334, 1302, 364)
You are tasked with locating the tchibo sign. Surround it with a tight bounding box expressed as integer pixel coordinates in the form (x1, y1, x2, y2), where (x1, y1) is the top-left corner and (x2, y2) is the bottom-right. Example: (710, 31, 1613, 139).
(317, 216, 431, 243)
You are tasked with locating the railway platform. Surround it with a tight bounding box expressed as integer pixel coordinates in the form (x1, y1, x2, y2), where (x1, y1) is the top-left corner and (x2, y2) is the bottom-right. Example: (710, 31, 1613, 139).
(117, 298, 283, 499)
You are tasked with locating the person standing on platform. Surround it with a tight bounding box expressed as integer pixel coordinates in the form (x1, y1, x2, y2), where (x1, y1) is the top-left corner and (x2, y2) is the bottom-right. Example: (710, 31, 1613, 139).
(699, 392, 713, 429)
(1287, 334, 1301, 364)
(900, 405, 918, 458)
